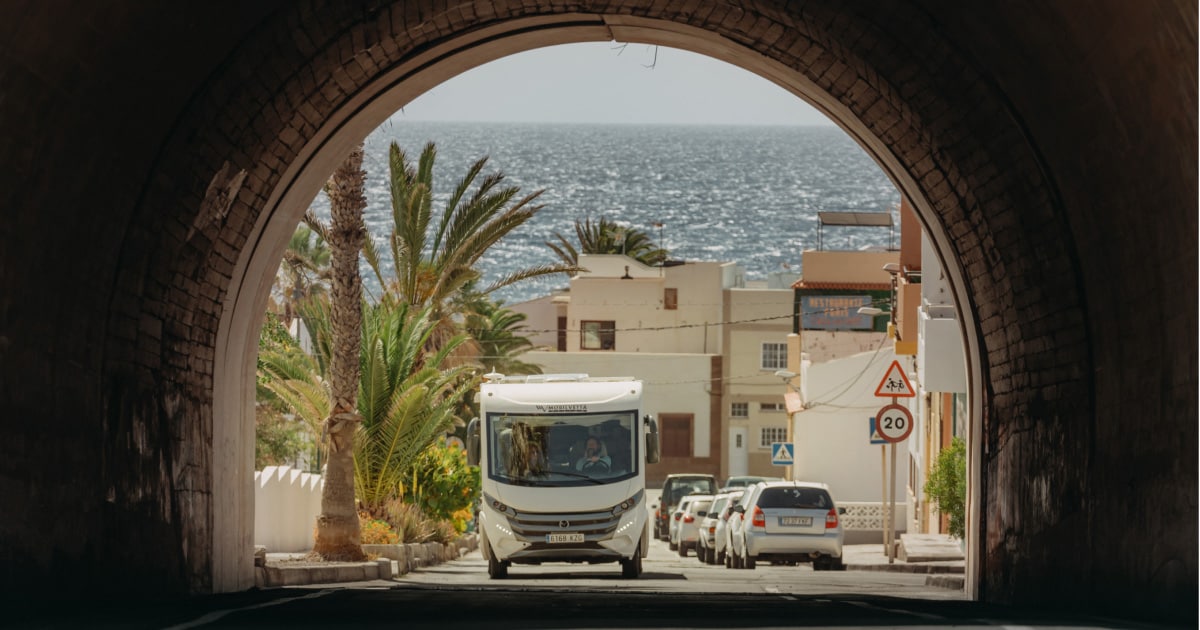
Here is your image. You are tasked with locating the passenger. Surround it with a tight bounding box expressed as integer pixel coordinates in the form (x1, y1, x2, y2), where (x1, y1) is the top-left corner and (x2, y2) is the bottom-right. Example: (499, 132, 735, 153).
(575, 436, 611, 473)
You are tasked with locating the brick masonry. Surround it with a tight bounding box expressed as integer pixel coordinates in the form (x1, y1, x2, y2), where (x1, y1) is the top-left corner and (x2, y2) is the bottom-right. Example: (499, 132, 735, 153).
(0, 0, 1193, 622)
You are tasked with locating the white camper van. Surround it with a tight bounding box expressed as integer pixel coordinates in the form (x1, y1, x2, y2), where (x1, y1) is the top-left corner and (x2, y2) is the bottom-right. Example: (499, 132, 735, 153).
(467, 373, 660, 579)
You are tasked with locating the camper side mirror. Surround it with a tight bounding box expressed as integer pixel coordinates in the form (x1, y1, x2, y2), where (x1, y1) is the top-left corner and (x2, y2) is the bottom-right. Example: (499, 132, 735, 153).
(466, 417, 480, 467)
(645, 415, 660, 464)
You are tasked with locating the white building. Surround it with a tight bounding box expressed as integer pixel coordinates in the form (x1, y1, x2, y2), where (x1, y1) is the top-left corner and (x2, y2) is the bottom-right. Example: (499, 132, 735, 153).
(510, 254, 797, 485)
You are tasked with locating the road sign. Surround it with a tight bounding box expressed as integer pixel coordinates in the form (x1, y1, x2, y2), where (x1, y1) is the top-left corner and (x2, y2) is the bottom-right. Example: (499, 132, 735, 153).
(874, 360, 916, 398)
(875, 404, 914, 442)
(868, 417, 887, 445)
(771, 442, 794, 466)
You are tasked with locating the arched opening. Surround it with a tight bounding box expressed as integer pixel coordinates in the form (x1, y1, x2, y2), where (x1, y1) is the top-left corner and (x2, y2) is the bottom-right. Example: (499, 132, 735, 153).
(214, 9, 1008, 601)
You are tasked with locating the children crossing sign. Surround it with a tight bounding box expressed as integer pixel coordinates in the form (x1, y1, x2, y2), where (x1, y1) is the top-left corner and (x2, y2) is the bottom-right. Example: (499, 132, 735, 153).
(771, 442, 794, 466)
(874, 359, 916, 398)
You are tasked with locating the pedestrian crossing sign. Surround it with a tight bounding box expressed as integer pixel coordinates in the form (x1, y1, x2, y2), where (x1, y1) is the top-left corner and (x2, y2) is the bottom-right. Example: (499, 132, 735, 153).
(869, 417, 888, 445)
(771, 442, 794, 466)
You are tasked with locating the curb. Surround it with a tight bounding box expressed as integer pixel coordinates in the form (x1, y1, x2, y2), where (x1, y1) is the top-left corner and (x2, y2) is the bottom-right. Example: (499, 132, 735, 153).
(846, 563, 964, 574)
(925, 574, 966, 589)
(257, 534, 479, 588)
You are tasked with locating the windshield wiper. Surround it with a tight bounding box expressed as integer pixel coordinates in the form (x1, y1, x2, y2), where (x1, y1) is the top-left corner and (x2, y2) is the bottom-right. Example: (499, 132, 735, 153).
(547, 470, 607, 485)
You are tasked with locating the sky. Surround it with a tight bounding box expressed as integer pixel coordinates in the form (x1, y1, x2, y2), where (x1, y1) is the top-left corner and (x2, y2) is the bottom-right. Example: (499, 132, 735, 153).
(392, 42, 834, 126)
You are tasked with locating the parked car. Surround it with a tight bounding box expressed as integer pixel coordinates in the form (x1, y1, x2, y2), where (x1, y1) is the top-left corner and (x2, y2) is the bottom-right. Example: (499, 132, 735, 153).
(696, 492, 737, 564)
(655, 474, 718, 541)
(727, 480, 846, 570)
(721, 475, 781, 492)
(675, 494, 714, 557)
(668, 494, 705, 551)
(723, 485, 756, 568)
(712, 489, 745, 566)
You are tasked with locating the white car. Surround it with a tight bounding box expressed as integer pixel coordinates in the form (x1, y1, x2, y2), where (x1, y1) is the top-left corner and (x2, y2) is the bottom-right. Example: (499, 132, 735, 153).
(728, 480, 846, 570)
(708, 490, 744, 565)
(675, 494, 714, 557)
(724, 485, 756, 567)
(696, 492, 736, 564)
(668, 494, 704, 551)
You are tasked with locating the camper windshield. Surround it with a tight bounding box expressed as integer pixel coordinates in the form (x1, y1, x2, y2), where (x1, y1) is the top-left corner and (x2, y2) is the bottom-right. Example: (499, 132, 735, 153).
(486, 410, 638, 487)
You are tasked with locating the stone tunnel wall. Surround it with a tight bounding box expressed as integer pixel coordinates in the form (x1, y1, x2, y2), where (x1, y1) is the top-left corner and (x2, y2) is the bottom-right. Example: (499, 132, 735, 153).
(0, 0, 1193, 622)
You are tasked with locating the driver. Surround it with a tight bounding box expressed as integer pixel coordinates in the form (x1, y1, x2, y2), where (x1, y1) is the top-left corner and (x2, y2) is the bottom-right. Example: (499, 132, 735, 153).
(575, 436, 611, 473)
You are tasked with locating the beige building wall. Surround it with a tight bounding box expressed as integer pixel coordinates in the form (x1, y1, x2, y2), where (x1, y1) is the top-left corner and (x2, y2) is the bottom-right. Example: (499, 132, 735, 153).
(801, 250, 898, 284)
(510, 255, 799, 483)
(723, 287, 796, 479)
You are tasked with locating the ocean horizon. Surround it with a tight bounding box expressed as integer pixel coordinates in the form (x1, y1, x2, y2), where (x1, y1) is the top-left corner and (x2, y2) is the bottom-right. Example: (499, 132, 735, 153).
(308, 120, 900, 305)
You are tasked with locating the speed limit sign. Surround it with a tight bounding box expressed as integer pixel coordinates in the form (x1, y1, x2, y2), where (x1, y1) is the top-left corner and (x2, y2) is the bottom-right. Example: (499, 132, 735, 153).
(875, 403, 914, 443)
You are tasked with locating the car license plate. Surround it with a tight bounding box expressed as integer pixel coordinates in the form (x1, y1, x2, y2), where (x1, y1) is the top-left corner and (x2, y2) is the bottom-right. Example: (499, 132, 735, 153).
(780, 516, 812, 526)
(546, 533, 585, 543)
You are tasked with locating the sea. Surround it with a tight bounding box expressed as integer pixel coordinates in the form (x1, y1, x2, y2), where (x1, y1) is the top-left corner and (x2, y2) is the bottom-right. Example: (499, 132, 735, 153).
(308, 120, 900, 306)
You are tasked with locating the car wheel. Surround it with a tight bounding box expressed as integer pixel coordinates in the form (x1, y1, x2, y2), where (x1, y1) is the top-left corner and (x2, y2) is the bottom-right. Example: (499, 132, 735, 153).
(723, 549, 732, 568)
(814, 556, 829, 571)
(621, 544, 643, 579)
(668, 540, 678, 551)
(832, 556, 845, 571)
(677, 542, 688, 558)
(717, 550, 726, 566)
(486, 547, 508, 579)
(745, 554, 756, 570)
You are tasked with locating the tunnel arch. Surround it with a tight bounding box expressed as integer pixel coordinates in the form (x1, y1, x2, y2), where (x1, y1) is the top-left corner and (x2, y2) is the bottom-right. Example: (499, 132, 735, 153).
(191, 0, 1074, 600)
(14, 0, 1176, 621)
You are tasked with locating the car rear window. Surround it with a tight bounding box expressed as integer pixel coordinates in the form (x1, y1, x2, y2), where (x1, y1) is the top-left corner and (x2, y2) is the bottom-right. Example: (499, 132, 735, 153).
(667, 478, 717, 503)
(689, 500, 713, 516)
(757, 487, 833, 509)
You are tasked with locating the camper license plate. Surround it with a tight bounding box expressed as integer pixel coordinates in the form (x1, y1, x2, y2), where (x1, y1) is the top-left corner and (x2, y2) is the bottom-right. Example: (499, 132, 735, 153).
(781, 516, 812, 526)
(546, 533, 585, 544)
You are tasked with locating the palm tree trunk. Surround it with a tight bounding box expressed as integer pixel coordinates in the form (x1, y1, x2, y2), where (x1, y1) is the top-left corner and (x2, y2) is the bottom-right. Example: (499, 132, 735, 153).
(312, 142, 367, 561)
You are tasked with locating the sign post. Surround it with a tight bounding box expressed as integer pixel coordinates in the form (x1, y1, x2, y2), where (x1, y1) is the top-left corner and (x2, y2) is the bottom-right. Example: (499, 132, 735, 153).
(874, 360, 915, 563)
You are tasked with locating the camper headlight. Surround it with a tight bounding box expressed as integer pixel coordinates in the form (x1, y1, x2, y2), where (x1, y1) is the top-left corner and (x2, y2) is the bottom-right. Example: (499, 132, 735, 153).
(483, 492, 514, 517)
(610, 490, 644, 516)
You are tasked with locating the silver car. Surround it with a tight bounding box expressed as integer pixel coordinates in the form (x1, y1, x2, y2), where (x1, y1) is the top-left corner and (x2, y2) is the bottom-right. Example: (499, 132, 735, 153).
(728, 481, 846, 570)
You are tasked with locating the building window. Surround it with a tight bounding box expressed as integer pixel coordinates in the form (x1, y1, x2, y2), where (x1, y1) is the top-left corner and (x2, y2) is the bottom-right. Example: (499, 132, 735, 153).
(760, 426, 788, 448)
(761, 342, 787, 370)
(580, 320, 615, 350)
(731, 402, 749, 418)
(660, 414, 693, 458)
(760, 402, 785, 413)
(664, 287, 678, 310)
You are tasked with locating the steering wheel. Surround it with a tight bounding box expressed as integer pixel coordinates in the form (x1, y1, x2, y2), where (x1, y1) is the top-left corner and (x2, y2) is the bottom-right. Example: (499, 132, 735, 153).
(583, 459, 610, 473)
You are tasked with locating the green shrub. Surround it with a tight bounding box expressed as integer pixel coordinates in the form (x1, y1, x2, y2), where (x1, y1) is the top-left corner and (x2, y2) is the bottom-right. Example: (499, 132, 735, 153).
(428, 519, 459, 545)
(405, 438, 481, 524)
(923, 436, 966, 539)
(359, 515, 400, 545)
(384, 498, 434, 544)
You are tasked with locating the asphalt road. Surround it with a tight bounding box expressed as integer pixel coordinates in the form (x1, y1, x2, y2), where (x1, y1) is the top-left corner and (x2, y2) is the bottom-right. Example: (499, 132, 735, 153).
(15, 530, 1177, 629)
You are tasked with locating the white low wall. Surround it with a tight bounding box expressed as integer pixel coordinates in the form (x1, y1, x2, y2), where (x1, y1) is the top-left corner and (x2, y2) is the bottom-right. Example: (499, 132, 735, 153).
(254, 465, 323, 553)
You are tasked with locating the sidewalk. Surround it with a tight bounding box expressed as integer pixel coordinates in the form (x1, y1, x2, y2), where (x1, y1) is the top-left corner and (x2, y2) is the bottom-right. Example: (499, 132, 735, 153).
(842, 533, 966, 589)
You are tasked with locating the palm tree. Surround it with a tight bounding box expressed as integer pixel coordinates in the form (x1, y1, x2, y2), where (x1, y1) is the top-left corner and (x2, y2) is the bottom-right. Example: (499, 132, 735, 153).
(274, 225, 331, 324)
(363, 141, 578, 359)
(465, 299, 543, 376)
(545, 216, 668, 268)
(354, 302, 476, 517)
(311, 142, 368, 561)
